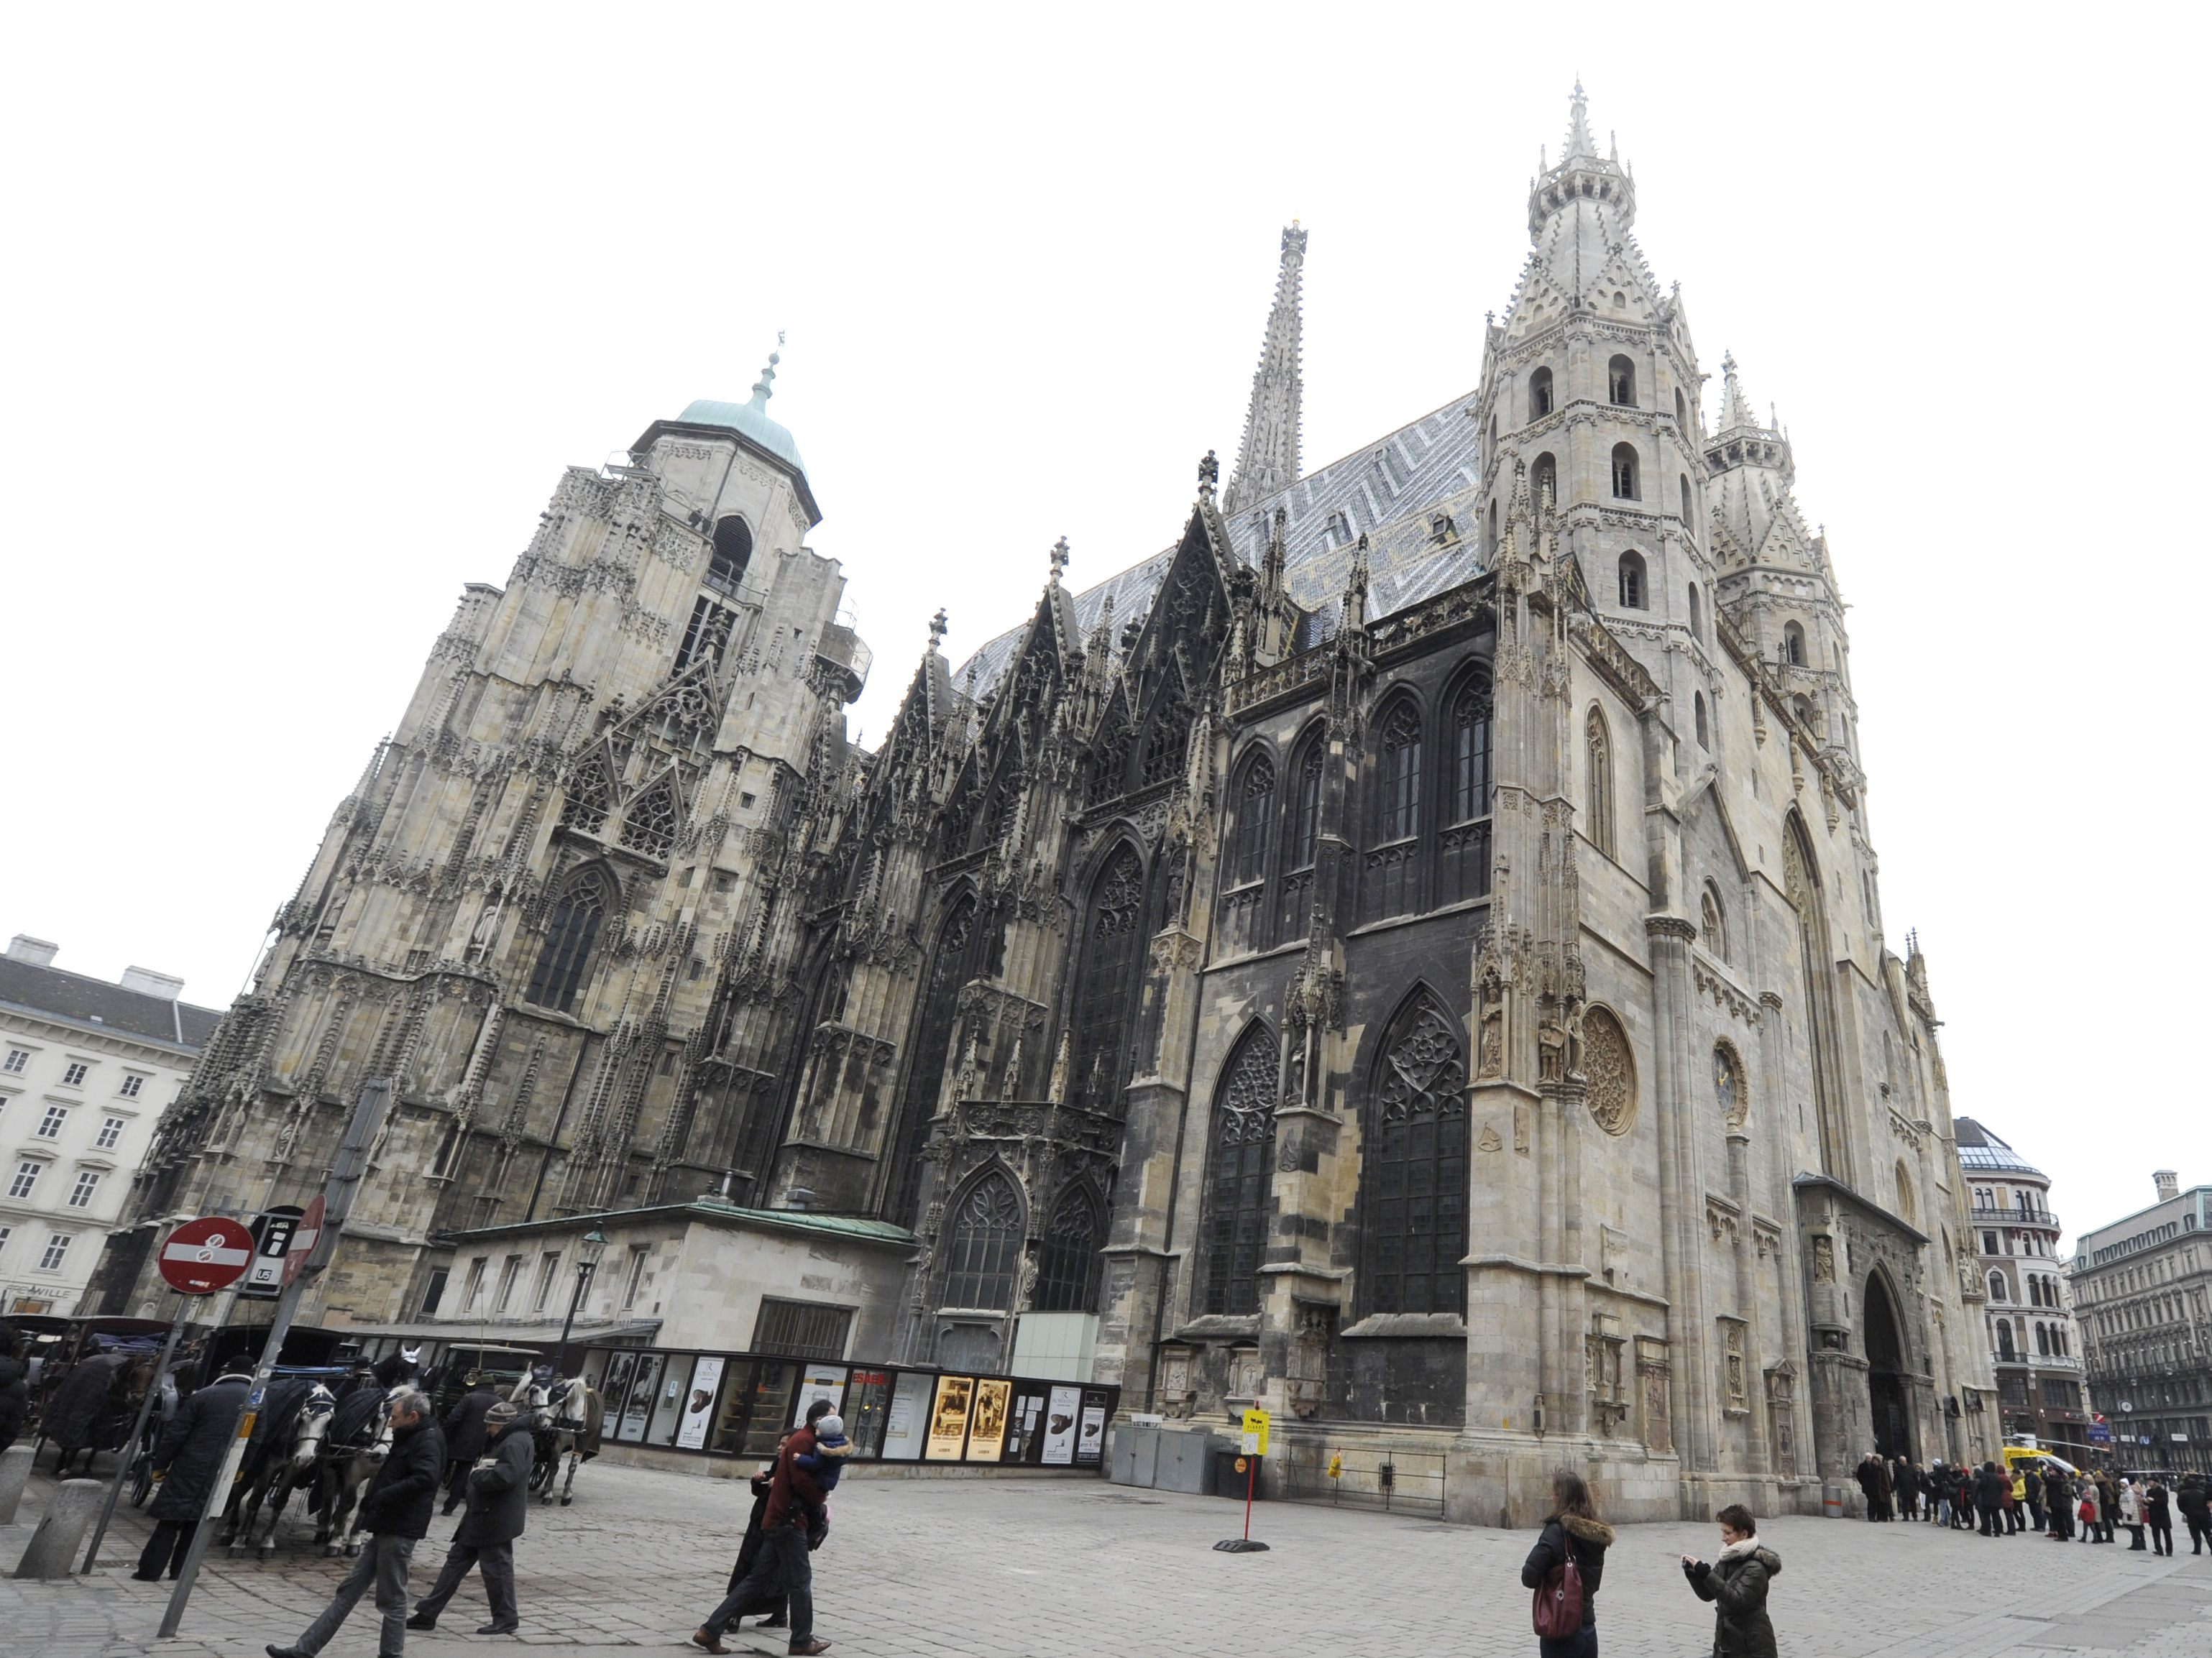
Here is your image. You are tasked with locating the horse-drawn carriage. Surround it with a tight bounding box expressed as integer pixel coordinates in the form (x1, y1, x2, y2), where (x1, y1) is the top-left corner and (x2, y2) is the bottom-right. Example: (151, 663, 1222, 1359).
(14, 1314, 175, 1474)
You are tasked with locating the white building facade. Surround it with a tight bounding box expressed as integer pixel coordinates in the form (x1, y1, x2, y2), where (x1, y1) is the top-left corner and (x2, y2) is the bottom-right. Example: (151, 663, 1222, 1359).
(0, 935, 219, 1312)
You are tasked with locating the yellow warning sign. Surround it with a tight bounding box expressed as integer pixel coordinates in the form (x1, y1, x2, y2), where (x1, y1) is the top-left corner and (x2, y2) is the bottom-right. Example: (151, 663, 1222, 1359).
(1240, 1406, 1270, 1457)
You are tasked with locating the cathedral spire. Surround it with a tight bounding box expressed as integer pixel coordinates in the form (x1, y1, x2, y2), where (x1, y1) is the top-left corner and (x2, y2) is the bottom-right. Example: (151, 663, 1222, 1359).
(1223, 224, 1307, 515)
(1564, 78, 1597, 160)
(1717, 351, 1756, 431)
(749, 331, 785, 409)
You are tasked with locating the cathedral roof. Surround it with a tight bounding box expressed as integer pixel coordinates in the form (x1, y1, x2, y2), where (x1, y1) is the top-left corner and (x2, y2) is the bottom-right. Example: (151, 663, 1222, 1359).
(957, 395, 1485, 696)
(640, 348, 820, 524)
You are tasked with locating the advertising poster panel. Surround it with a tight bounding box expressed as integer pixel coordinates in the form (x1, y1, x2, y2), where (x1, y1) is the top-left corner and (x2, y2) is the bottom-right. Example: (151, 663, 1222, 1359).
(1040, 1384, 1082, 1466)
(676, 1355, 725, 1450)
(1075, 1387, 1109, 1468)
(791, 1363, 848, 1427)
(880, 1370, 932, 1461)
(599, 1351, 640, 1439)
(925, 1374, 976, 1460)
(1005, 1388, 1050, 1462)
(618, 1354, 664, 1441)
(965, 1378, 1012, 1461)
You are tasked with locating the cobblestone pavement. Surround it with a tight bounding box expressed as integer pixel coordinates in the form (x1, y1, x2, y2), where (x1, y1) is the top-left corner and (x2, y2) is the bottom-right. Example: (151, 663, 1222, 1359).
(4, 1458, 2210, 1658)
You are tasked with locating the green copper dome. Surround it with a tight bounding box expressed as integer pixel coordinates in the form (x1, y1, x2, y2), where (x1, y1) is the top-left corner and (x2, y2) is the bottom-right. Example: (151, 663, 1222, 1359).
(676, 351, 807, 478)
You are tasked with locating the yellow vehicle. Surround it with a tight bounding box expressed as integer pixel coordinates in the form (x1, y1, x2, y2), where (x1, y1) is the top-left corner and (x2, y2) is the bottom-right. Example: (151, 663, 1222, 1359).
(2004, 1445, 2080, 1478)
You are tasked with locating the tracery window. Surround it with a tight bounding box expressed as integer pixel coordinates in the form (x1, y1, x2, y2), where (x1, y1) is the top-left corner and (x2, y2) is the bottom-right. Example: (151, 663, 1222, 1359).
(1702, 883, 1729, 962)
(1441, 672, 1493, 903)
(1378, 704, 1422, 842)
(1139, 686, 1190, 788)
(1231, 752, 1275, 885)
(525, 868, 612, 1014)
(1288, 741, 1323, 870)
(1582, 1006, 1637, 1136)
(1088, 719, 1132, 805)
(1359, 994, 1467, 1317)
(1068, 847, 1147, 1115)
(1033, 1184, 1103, 1313)
(942, 1174, 1024, 1310)
(560, 754, 612, 837)
(620, 774, 680, 859)
(1201, 1026, 1278, 1316)
(1585, 708, 1615, 860)
(885, 897, 977, 1225)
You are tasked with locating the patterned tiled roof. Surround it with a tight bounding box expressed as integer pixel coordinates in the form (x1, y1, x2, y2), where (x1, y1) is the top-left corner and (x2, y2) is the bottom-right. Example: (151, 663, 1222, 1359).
(956, 392, 1490, 697)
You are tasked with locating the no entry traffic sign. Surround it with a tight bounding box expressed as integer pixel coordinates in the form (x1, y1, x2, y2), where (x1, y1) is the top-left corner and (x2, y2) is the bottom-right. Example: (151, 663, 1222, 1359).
(158, 1216, 255, 1296)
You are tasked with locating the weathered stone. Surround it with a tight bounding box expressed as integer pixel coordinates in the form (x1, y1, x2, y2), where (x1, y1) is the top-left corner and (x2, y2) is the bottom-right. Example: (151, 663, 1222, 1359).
(11, 1478, 101, 1580)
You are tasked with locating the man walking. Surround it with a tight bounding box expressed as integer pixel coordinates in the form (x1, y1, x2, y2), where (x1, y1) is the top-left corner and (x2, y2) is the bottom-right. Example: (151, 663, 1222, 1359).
(134, 1362, 254, 1580)
(439, 1372, 498, 1516)
(692, 1409, 831, 1657)
(2177, 1474, 2211, 1554)
(267, 1388, 443, 1658)
(408, 1399, 533, 1635)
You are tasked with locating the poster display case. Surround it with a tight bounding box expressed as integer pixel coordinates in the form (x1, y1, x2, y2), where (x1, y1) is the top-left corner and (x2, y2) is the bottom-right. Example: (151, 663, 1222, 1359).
(578, 1341, 1116, 1473)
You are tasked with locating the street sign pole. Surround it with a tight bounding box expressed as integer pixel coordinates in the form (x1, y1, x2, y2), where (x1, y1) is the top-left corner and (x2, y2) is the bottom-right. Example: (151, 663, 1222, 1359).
(80, 1293, 188, 1573)
(1213, 1407, 1271, 1554)
(158, 1077, 393, 1640)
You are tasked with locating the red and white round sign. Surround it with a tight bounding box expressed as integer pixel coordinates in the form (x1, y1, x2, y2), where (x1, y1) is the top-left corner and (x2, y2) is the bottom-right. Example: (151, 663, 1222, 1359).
(158, 1216, 256, 1296)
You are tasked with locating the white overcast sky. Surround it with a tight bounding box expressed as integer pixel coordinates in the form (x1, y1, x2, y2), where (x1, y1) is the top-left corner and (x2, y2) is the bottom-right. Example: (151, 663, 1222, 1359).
(3, 6, 2198, 1250)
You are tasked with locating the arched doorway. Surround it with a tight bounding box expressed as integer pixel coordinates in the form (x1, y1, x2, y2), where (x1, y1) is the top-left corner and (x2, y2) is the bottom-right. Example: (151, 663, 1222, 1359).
(1864, 1273, 1913, 1460)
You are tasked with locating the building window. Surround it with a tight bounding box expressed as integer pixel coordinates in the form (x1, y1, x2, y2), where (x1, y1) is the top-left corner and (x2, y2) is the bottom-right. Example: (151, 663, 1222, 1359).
(1675, 387, 1688, 427)
(1610, 442, 1639, 499)
(672, 595, 737, 673)
(1324, 510, 1351, 547)
(61, 1062, 88, 1087)
(621, 1245, 650, 1309)
(1529, 366, 1554, 418)
(1034, 1184, 1104, 1314)
(561, 752, 613, 836)
(1607, 354, 1636, 406)
(9, 1164, 42, 1204)
(1983, 1230, 2000, 1255)
(118, 1074, 144, 1099)
(1531, 452, 1557, 507)
(707, 516, 752, 596)
(1694, 691, 1710, 750)
(37, 1105, 66, 1139)
(419, 1268, 449, 1317)
(1702, 883, 1729, 962)
(1068, 845, 1149, 1115)
(1450, 673, 1494, 825)
(1989, 1270, 2008, 1303)
(1687, 582, 1703, 641)
(3, 1050, 28, 1074)
(620, 774, 680, 860)
(37, 1235, 70, 1274)
(0, 1227, 10, 1259)
(1680, 474, 1693, 525)
(67, 1171, 98, 1210)
(96, 1116, 125, 1151)
(1358, 992, 1469, 1317)
(1201, 1027, 1278, 1317)
(494, 1253, 525, 1312)
(886, 896, 980, 1226)
(532, 1251, 563, 1312)
(1997, 1321, 2016, 1361)
(461, 1256, 488, 1311)
(1377, 703, 1422, 842)
(525, 867, 612, 1014)
(1586, 707, 1615, 860)
(753, 1297, 855, 1360)
(1139, 681, 1192, 788)
(1287, 740, 1323, 870)
(1782, 621, 1807, 667)
(1231, 752, 1275, 885)
(942, 1174, 1023, 1311)
(1617, 551, 1647, 609)
(1484, 499, 1499, 560)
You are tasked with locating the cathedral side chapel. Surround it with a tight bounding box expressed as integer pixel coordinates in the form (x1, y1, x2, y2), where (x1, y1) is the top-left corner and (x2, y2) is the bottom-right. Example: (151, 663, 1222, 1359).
(92, 87, 1997, 1521)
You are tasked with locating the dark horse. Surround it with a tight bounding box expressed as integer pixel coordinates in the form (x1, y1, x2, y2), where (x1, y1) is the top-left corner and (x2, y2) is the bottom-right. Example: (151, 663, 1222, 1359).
(36, 1349, 151, 1476)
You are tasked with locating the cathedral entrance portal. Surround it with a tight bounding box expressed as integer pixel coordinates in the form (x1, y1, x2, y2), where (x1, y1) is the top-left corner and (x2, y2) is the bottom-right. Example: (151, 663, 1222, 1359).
(1864, 1273, 1912, 1461)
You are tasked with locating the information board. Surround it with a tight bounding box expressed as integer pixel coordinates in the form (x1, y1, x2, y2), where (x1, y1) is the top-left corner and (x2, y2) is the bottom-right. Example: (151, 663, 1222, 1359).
(1040, 1384, 1082, 1466)
(676, 1356, 725, 1450)
(925, 1374, 975, 1460)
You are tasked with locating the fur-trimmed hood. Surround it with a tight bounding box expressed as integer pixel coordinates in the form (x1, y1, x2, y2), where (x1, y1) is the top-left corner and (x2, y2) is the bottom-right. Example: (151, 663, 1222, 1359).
(1560, 1514, 1617, 1547)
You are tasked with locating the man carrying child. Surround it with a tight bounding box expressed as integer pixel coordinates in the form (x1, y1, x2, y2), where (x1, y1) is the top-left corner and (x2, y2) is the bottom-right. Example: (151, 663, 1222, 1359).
(689, 1397, 845, 1657)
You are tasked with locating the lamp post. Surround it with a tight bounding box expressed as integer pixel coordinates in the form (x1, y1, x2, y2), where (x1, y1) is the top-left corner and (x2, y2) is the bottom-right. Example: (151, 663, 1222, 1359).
(551, 1228, 608, 1378)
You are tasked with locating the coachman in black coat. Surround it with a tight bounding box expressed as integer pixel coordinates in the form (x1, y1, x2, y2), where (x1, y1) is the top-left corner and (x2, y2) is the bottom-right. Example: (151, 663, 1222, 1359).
(134, 1369, 252, 1580)
(440, 1379, 498, 1515)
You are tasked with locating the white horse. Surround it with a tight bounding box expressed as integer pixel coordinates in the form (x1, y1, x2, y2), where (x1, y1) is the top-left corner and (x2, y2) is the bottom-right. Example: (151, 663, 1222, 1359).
(225, 1380, 336, 1560)
(520, 1374, 601, 1506)
(314, 1385, 397, 1557)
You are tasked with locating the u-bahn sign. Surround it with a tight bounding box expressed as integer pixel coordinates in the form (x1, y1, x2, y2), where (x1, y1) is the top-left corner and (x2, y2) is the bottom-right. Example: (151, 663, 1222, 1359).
(157, 1217, 255, 1296)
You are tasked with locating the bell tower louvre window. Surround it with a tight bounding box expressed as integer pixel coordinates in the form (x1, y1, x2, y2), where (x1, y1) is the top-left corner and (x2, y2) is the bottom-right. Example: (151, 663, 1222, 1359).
(707, 516, 752, 597)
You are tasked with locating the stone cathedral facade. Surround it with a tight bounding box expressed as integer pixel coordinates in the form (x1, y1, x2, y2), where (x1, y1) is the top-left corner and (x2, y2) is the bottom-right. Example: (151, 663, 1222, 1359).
(94, 88, 1996, 1520)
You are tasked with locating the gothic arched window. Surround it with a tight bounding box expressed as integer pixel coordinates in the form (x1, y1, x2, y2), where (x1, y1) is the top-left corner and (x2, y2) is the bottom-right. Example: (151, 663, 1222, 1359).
(1484, 499, 1499, 560)
(1617, 551, 1647, 609)
(1694, 691, 1710, 750)
(1687, 581, 1703, 641)
(1586, 708, 1615, 860)
(1231, 751, 1275, 885)
(1674, 387, 1688, 428)
(525, 868, 612, 1014)
(1996, 1320, 2016, 1361)
(1702, 882, 1729, 962)
(620, 773, 680, 859)
(1680, 474, 1694, 528)
(1358, 993, 1468, 1317)
(1450, 673, 1492, 826)
(1378, 703, 1422, 842)
(1201, 1026, 1277, 1316)
(943, 1174, 1024, 1310)
(1531, 452, 1557, 508)
(1287, 738, 1323, 870)
(708, 517, 752, 596)
(1988, 1269, 2008, 1304)
(1783, 622, 1808, 667)
(884, 896, 977, 1224)
(1607, 354, 1636, 407)
(560, 753, 612, 837)
(1033, 1184, 1103, 1313)
(1068, 845, 1147, 1116)
(1529, 366, 1554, 418)
(1610, 442, 1640, 500)
(1088, 716, 1132, 805)
(1139, 683, 1190, 788)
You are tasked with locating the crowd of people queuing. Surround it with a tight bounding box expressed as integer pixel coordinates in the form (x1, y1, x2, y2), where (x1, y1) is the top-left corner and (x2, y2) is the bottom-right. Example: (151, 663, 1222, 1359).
(1853, 1448, 2212, 1555)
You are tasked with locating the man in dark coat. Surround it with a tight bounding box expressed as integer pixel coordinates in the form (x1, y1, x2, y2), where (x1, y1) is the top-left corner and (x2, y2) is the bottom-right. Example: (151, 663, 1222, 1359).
(1682, 1503, 1782, 1658)
(439, 1374, 498, 1516)
(2177, 1475, 2211, 1554)
(691, 1417, 831, 1656)
(268, 1388, 443, 1658)
(0, 1326, 29, 1455)
(1974, 1460, 2007, 1537)
(2023, 1464, 2045, 1531)
(134, 1363, 254, 1580)
(1853, 1453, 1888, 1520)
(407, 1399, 534, 1635)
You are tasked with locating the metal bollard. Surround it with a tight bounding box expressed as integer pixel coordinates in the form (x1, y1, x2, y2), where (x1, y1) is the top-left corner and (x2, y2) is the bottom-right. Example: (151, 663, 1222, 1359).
(13, 1479, 105, 1580)
(0, 1447, 32, 1526)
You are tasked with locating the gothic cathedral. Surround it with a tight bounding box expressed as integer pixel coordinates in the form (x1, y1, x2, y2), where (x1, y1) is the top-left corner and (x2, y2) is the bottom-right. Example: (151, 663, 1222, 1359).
(95, 88, 1997, 1520)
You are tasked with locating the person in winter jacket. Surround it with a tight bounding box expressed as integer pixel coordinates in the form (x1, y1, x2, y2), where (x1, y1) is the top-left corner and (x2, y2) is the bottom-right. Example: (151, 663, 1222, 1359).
(267, 1388, 444, 1658)
(0, 1326, 30, 1456)
(439, 1374, 498, 1516)
(1518, 1470, 1613, 1658)
(2080, 1477, 2104, 1542)
(722, 1434, 794, 1631)
(1894, 1459, 1922, 1521)
(692, 1417, 832, 1657)
(2096, 1473, 2119, 1542)
(1973, 1462, 2007, 1537)
(133, 1363, 253, 1580)
(408, 1399, 534, 1634)
(1682, 1503, 1782, 1658)
(2177, 1475, 2211, 1554)
(2023, 1465, 2045, 1531)
(2120, 1478, 2147, 1549)
(2145, 1478, 2173, 1556)
(2046, 1470, 2074, 1540)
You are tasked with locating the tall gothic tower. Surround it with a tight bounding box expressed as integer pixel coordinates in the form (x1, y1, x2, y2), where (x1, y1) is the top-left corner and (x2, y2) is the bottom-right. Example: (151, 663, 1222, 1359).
(90, 359, 873, 1321)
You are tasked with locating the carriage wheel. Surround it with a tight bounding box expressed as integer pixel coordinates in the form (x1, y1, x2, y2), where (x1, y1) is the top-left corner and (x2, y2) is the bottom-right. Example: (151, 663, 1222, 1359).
(130, 1460, 153, 1509)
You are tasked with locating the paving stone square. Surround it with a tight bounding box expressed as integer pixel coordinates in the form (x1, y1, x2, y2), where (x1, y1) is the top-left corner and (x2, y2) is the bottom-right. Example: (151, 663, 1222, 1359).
(3, 1460, 2208, 1658)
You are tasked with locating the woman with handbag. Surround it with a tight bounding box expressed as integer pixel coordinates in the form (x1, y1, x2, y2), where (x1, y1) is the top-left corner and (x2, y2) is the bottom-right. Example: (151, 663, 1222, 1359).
(1520, 1470, 1614, 1658)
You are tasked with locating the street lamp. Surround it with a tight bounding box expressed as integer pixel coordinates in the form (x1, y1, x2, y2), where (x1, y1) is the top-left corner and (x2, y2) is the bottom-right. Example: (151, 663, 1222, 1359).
(550, 1228, 608, 1379)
